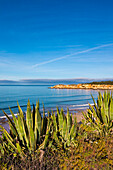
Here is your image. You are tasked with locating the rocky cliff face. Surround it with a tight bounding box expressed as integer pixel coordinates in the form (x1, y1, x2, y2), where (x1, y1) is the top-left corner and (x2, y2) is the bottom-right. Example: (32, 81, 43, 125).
(51, 84, 113, 90)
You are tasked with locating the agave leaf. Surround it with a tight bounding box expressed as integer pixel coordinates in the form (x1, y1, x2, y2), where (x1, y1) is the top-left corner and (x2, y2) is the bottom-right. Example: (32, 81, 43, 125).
(67, 108, 71, 135)
(56, 107, 60, 115)
(0, 143, 4, 155)
(103, 92, 109, 122)
(41, 114, 47, 137)
(29, 122, 35, 151)
(101, 104, 107, 125)
(32, 104, 35, 131)
(48, 110, 51, 118)
(0, 125, 13, 142)
(62, 117, 67, 140)
(0, 126, 17, 151)
(66, 117, 75, 147)
(68, 124, 76, 143)
(35, 101, 41, 143)
(40, 103, 47, 136)
(52, 112, 57, 132)
(91, 94, 100, 119)
(47, 111, 51, 127)
(26, 99, 32, 130)
(16, 142, 25, 157)
(21, 117, 29, 148)
(17, 115, 25, 143)
(88, 106, 102, 129)
(98, 92, 103, 107)
(43, 129, 50, 149)
(16, 103, 29, 146)
(70, 113, 72, 125)
(17, 101, 24, 118)
(74, 115, 77, 124)
(58, 108, 64, 135)
(110, 97, 113, 120)
(9, 108, 18, 129)
(2, 110, 17, 136)
(43, 103, 45, 118)
(9, 107, 19, 137)
(88, 104, 99, 120)
(89, 104, 100, 122)
(39, 128, 50, 150)
(82, 111, 88, 120)
(51, 109, 54, 116)
(53, 131, 60, 144)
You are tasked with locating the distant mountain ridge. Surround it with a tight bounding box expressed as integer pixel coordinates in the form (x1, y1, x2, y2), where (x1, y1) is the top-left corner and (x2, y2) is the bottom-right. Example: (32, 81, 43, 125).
(0, 78, 113, 85)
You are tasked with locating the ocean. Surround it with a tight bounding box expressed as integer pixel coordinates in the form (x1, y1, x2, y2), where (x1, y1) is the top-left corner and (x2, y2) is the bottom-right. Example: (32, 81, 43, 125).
(0, 82, 102, 118)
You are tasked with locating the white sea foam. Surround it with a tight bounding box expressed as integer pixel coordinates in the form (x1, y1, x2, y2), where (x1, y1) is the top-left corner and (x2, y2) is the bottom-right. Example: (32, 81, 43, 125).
(70, 103, 94, 107)
(0, 114, 18, 119)
(0, 104, 95, 119)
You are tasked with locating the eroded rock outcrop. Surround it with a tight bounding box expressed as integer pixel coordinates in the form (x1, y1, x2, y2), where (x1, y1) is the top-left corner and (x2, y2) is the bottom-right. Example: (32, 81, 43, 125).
(51, 84, 113, 90)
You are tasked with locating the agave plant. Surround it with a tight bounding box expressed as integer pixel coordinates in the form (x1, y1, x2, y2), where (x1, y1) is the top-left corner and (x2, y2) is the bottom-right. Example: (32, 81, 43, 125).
(0, 100, 51, 157)
(0, 99, 78, 158)
(50, 107, 77, 149)
(83, 91, 113, 136)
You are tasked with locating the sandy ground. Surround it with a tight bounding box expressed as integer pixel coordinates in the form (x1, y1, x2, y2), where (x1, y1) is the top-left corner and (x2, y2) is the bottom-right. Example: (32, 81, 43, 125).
(73, 110, 84, 123)
(0, 119, 10, 137)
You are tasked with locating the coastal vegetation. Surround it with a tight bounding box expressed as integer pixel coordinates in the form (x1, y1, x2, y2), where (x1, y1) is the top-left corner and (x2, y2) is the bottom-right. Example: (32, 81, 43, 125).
(0, 92, 113, 169)
(83, 92, 113, 136)
(88, 80, 113, 85)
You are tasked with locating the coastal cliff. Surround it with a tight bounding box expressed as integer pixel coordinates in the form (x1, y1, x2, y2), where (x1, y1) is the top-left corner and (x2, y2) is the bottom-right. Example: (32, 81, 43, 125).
(51, 84, 113, 90)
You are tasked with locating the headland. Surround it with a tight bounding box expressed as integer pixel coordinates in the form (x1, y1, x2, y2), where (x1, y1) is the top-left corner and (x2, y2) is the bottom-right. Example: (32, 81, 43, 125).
(50, 81, 113, 90)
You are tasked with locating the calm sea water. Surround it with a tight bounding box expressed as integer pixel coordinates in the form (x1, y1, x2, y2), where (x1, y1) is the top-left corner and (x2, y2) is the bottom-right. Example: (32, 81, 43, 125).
(0, 83, 103, 118)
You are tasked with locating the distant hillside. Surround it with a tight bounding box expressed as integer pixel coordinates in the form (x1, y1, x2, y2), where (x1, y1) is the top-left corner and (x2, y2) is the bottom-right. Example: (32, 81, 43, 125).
(0, 80, 18, 85)
(0, 79, 113, 85)
(0, 78, 93, 85)
(87, 81, 113, 85)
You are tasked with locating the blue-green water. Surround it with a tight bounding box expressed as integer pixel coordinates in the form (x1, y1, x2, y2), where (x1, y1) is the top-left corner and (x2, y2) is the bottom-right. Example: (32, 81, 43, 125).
(0, 84, 101, 118)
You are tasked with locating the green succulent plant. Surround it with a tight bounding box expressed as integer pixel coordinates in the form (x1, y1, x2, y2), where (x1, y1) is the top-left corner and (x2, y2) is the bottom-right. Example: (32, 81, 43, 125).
(0, 100, 78, 159)
(50, 107, 77, 149)
(83, 91, 113, 136)
(0, 100, 51, 156)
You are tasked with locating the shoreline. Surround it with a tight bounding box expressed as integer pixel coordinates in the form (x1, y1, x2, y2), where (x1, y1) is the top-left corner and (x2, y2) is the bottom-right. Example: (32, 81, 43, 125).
(0, 109, 85, 137)
(0, 103, 92, 119)
(50, 83, 113, 90)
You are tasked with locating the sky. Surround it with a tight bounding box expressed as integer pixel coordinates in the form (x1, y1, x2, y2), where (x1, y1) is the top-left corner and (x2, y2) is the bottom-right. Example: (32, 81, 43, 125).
(0, 0, 113, 80)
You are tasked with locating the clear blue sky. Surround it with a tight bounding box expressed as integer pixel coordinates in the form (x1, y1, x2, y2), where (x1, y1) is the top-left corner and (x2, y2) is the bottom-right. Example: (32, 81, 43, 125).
(0, 0, 113, 80)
